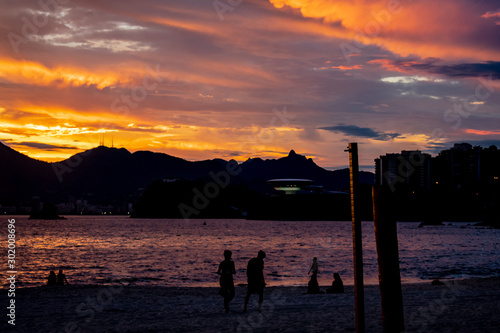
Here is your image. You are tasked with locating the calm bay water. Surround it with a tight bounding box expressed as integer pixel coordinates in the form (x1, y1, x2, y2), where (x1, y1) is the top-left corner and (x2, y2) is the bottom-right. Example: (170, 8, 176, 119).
(2, 216, 500, 288)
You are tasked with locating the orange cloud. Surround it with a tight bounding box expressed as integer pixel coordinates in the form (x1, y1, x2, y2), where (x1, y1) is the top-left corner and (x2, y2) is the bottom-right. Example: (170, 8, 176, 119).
(328, 65, 362, 70)
(269, 0, 500, 62)
(367, 59, 419, 73)
(0, 58, 127, 89)
(481, 10, 500, 19)
(481, 10, 500, 25)
(465, 129, 500, 135)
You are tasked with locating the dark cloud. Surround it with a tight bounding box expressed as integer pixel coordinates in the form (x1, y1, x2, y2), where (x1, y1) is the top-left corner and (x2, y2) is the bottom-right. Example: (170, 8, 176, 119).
(319, 125, 401, 141)
(388, 59, 500, 79)
(414, 61, 500, 79)
(10, 142, 79, 150)
(453, 140, 500, 149)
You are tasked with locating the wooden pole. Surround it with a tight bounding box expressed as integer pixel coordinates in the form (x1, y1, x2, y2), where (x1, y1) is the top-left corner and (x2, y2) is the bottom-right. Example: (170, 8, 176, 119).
(372, 186, 405, 332)
(346, 143, 365, 333)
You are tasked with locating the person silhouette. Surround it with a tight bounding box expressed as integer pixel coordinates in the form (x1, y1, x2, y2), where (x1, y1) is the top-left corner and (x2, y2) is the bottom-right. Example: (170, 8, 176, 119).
(47, 270, 57, 286)
(243, 250, 266, 313)
(308, 257, 318, 278)
(326, 272, 344, 294)
(307, 257, 320, 294)
(57, 269, 69, 285)
(217, 250, 236, 313)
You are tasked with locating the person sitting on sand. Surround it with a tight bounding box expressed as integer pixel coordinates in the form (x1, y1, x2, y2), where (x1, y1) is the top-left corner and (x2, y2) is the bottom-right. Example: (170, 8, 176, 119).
(307, 257, 320, 294)
(217, 250, 236, 313)
(47, 270, 57, 286)
(57, 269, 69, 285)
(326, 272, 344, 294)
(244, 250, 266, 313)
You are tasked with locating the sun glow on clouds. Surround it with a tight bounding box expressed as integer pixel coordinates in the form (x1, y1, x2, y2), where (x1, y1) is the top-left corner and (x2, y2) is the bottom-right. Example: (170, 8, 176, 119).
(368, 59, 420, 73)
(268, 0, 500, 61)
(1, 106, 304, 161)
(0, 59, 124, 89)
(482, 10, 500, 24)
(1, 1, 499, 167)
(371, 133, 447, 153)
(465, 129, 500, 136)
(22, 124, 115, 136)
(319, 65, 362, 70)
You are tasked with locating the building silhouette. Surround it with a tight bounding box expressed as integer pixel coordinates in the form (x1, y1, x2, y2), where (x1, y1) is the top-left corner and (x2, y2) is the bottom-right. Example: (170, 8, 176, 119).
(433, 143, 482, 192)
(375, 144, 500, 222)
(375, 150, 431, 193)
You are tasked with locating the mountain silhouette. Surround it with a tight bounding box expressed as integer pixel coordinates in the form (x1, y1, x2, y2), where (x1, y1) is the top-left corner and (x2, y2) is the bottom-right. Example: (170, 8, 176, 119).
(0, 142, 374, 207)
(239, 149, 373, 193)
(0, 142, 57, 204)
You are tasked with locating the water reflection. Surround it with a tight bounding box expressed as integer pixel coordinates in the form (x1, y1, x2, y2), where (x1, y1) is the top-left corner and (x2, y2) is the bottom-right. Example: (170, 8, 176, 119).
(3, 216, 500, 288)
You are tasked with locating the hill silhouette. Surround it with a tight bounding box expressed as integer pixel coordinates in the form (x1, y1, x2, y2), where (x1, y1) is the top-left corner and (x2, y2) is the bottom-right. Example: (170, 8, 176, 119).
(0, 142, 374, 209)
(239, 149, 374, 193)
(0, 142, 57, 204)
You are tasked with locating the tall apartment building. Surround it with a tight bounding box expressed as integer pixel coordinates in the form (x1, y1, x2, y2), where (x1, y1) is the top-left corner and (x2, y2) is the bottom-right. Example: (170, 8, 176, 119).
(433, 143, 480, 191)
(375, 150, 431, 192)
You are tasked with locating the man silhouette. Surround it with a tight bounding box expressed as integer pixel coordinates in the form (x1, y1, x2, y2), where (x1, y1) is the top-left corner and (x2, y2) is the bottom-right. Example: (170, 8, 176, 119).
(57, 269, 69, 285)
(217, 250, 236, 313)
(243, 250, 266, 312)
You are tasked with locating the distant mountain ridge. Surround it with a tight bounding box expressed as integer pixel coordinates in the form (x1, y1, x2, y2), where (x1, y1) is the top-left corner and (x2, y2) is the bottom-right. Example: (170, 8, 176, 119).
(0, 142, 374, 205)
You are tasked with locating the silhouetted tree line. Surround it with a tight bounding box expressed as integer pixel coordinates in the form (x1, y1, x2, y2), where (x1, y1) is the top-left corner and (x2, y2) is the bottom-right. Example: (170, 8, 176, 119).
(131, 179, 375, 221)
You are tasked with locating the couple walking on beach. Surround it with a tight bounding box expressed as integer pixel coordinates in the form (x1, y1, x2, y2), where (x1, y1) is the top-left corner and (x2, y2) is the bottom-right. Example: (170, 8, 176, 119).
(47, 269, 69, 286)
(217, 250, 266, 313)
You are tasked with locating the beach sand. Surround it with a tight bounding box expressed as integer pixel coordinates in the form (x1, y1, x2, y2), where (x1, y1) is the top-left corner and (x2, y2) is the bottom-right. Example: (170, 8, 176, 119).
(4, 277, 500, 332)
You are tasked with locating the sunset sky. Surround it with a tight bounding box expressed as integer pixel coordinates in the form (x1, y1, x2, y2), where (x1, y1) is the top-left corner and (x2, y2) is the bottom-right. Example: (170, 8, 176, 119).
(1, 0, 499, 169)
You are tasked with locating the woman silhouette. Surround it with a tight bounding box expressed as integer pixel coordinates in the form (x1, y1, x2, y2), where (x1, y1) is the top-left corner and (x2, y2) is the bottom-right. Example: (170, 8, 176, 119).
(326, 272, 344, 293)
(47, 271, 57, 286)
(307, 257, 320, 294)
